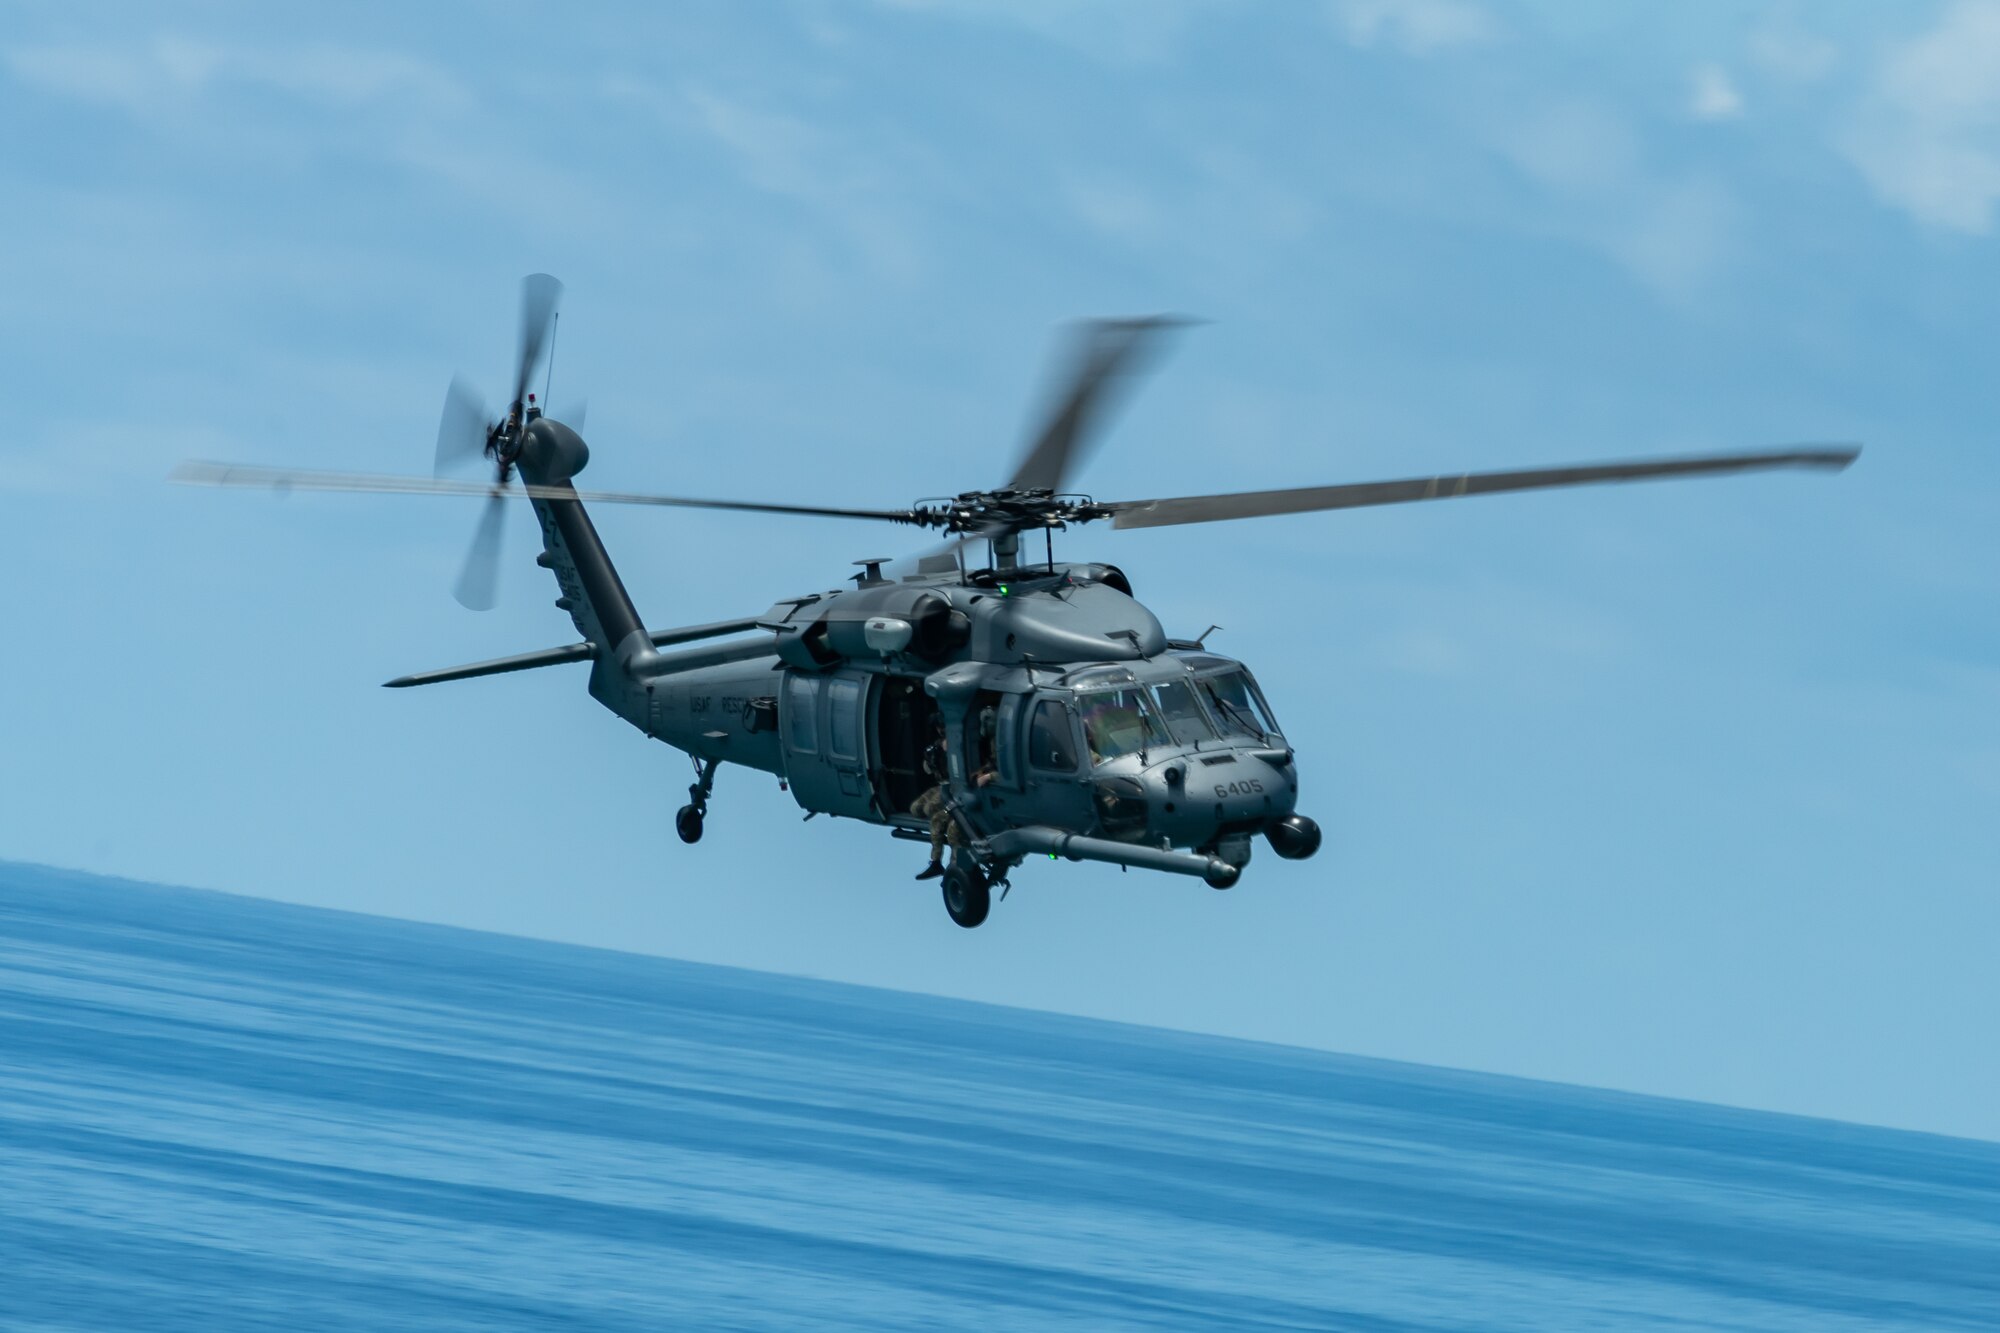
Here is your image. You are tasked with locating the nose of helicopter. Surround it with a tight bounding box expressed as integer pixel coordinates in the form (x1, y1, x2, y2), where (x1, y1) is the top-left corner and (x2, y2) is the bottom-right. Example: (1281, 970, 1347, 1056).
(1137, 744, 1310, 858)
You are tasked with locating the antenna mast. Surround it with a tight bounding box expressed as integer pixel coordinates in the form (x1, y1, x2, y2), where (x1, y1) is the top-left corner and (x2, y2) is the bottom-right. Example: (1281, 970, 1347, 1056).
(542, 312, 560, 408)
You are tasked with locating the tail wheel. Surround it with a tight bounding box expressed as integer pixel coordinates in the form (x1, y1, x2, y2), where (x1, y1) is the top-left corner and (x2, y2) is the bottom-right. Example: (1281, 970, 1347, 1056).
(941, 864, 991, 929)
(675, 805, 704, 844)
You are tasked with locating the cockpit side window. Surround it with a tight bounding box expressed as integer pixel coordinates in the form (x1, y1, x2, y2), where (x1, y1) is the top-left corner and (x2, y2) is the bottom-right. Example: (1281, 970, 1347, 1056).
(1028, 699, 1080, 771)
(1078, 687, 1169, 764)
(1199, 670, 1279, 741)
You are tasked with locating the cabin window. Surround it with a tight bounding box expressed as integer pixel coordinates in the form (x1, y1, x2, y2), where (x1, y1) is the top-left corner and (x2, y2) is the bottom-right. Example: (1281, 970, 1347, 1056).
(785, 674, 820, 753)
(1151, 679, 1217, 745)
(1028, 700, 1079, 771)
(827, 677, 863, 760)
(1077, 687, 1169, 765)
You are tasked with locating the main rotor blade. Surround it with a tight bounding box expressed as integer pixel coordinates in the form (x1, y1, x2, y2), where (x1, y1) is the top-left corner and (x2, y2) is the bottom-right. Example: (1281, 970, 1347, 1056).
(1007, 317, 1188, 495)
(1105, 446, 1861, 530)
(514, 273, 563, 407)
(171, 460, 923, 525)
(454, 490, 507, 611)
(434, 373, 489, 477)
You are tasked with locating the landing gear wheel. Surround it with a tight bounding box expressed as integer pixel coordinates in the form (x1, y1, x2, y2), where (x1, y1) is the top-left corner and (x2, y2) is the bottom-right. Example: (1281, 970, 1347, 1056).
(675, 805, 705, 844)
(940, 864, 991, 929)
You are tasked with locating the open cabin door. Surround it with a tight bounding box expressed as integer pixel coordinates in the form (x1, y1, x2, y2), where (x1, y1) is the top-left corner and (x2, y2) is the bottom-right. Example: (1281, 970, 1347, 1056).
(871, 674, 938, 820)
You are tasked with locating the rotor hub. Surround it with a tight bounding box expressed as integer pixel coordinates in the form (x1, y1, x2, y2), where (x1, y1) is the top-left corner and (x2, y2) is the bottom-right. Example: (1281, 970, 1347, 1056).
(912, 488, 1113, 535)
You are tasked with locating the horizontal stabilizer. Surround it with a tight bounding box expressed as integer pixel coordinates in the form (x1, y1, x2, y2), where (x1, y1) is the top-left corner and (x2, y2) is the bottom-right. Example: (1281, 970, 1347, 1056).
(385, 616, 762, 688)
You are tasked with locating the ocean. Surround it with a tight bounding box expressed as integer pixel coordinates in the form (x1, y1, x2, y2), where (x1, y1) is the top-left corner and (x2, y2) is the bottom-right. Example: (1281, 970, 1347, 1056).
(1, 863, 1993, 1330)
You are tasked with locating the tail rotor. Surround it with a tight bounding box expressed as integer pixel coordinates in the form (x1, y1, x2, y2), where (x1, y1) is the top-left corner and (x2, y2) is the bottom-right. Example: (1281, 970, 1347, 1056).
(432, 274, 566, 611)
(453, 488, 509, 612)
(433, 372, 489, 479)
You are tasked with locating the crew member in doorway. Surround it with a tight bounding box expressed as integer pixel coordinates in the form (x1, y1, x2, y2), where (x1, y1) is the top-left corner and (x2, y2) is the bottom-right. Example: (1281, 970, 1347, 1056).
(912, 718, 952, 880)
(912, 719, 995, 880)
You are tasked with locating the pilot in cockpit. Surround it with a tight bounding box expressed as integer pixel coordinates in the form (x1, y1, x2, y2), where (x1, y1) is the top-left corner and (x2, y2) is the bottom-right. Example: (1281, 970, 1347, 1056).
(1082, 694, 1150, 765)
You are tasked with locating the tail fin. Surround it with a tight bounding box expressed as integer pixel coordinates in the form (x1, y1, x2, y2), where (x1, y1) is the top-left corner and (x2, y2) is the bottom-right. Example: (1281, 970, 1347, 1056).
(515, 416, 659, 674)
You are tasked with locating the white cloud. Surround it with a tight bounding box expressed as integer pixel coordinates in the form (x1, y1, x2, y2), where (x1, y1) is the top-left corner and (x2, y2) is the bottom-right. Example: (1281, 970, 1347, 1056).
(1615, 177, 1738, 296)
(0, 37, 590, 224)
(682, 90, 831, 203)
(1063, 177, 1160, 244)
(1331, 0, 1497, 55)
(1500, 99, 1638, 192)
(1488, 98, 1738, 299)
(2, 37, 465, 115)
(1844, 0, 2000, 233)
(1057, 145, 1315, 294)
(1747, 25, 1838, 84)
(608, 82, 934, 285)
(1504, 100, 1632, 188)
(870, 0, 1221, 64)
(1688, 64, 1744, 122)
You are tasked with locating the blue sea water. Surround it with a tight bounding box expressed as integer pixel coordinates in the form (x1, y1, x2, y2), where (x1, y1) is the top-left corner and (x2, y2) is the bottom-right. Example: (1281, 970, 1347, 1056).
(0, 864, 1994, 1331)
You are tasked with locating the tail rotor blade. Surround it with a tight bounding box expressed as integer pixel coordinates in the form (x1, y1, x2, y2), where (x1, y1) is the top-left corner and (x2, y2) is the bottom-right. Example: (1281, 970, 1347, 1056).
(513, 273, 564, 407)
(434, 373, 489, 477)
(452, 489, 508, 611)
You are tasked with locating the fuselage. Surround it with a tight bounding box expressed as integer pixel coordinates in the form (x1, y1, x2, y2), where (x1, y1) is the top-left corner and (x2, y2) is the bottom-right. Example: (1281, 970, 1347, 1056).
(615, 564, 1301, 863)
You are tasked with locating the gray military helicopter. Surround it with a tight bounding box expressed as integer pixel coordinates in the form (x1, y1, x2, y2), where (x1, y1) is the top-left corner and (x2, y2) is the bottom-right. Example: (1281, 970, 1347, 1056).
(176, 276, 1858, 927)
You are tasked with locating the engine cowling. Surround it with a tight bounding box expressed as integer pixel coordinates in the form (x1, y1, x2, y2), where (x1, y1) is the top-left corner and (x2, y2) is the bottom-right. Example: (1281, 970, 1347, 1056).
(813, 590, 971, 665)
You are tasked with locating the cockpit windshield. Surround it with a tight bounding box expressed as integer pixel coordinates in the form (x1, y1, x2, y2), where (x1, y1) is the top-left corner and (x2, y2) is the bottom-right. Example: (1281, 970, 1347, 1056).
(1078, 687, 1169, 764)
(1150, 679, 1216, 745)
(1198, 669, 1279, 741)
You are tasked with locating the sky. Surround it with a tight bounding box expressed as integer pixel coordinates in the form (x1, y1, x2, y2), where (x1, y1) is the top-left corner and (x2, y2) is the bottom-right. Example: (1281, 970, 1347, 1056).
(3, 0, 1997, 1141)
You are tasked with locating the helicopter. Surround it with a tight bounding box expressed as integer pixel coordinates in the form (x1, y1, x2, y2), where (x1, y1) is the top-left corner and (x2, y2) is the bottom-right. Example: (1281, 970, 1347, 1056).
(175, 275, 1858, 928)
